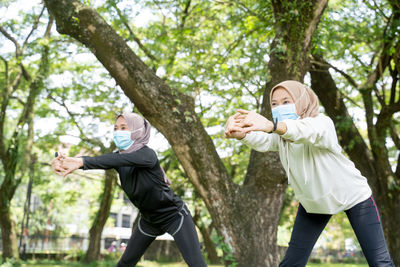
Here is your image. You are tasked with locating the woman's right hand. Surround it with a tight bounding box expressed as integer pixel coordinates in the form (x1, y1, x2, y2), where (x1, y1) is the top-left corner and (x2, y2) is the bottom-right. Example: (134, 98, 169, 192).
(51, 152, 83, 177)
(59, 157, 84, 177)
(224, 113, 246, 140)
(51, 152, 65, 176)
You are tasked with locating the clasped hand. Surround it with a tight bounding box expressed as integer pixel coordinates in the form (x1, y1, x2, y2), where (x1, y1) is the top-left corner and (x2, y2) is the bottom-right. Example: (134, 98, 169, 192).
(225, 109, 273, 139)
(51, 152, 83, 177)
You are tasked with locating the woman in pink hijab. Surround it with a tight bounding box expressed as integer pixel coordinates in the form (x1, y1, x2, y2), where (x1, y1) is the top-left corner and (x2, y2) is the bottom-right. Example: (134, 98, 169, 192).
(52, 112, 206, 267)
(226, 80, 394, 266)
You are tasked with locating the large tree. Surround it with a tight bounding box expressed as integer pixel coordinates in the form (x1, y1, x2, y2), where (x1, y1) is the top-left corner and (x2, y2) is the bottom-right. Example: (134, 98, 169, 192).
(44, 0, 327, 265)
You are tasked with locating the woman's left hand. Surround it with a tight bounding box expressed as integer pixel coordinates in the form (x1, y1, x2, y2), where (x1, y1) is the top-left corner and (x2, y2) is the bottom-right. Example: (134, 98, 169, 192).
(59, 157, 84, 177)
(236, 109, 274, 133)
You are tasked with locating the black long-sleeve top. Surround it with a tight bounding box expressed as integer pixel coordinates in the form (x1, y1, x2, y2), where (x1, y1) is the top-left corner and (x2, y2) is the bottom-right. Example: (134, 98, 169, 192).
(82, 146, 183, 224)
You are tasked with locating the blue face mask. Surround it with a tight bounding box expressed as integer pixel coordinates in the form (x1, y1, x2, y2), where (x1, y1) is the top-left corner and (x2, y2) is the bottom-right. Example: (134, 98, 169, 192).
(113, 131, 134, 150)
(272, 103, 299, 122)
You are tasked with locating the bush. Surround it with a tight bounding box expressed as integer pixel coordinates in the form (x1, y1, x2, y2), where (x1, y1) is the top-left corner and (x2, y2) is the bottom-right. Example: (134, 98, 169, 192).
(0, 258, 21, 267)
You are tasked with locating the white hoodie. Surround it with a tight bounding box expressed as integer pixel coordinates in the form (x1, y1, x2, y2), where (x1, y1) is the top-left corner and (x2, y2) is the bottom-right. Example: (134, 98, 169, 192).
(241, 114, 372, 214)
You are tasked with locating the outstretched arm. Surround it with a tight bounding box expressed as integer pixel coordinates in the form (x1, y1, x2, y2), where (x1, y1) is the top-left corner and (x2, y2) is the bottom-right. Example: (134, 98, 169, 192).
(235, 109, 287, 135)
(281, 116, 340, 151)
(225, 110, 280, 152)
(82, 147, 157, 170)
(52, 148, 158, 177)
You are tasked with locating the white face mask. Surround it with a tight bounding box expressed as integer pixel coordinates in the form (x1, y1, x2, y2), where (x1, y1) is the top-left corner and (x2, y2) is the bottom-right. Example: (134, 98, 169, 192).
(271, 104, 299, 122)
(112, 127, 144, 150)
(113, 131, 133, 150)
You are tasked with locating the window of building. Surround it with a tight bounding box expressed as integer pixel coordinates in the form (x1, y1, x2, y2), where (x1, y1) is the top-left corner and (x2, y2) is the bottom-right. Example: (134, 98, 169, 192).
(122, 214, 131, 228)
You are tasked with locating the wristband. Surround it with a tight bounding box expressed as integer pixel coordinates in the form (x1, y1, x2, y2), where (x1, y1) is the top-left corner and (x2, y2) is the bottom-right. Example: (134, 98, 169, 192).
(272, 118, 278, 132)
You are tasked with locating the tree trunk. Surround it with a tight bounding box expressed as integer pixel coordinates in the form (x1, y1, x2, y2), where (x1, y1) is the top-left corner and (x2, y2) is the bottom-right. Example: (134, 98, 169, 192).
(0, 145, 21, 260)
(44, 1, 327, 265)
(84, 169, 118, 262)
(192, 206, 220, 264)
(199, 226, 219, 264)
(0, 190, 19, 260)
(383, 206, 400, 266)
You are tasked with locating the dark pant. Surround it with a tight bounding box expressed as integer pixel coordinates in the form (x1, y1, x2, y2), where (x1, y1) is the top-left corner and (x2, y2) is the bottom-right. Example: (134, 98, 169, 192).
(280, 196, 394, 267)
(116, 207, 207, 267)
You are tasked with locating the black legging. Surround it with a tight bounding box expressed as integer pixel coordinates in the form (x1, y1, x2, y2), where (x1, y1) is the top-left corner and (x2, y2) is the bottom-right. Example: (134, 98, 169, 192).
(280, 196, 395, 266)
(116, 209, 207, 267)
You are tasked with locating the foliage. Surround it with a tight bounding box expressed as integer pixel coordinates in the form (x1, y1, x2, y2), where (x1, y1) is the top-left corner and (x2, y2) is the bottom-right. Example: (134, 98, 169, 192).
(215, 236, 237, 267)
(0, 258, 21, 267)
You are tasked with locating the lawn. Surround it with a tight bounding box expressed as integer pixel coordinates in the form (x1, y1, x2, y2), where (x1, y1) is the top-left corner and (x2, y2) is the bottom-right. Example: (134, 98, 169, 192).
(15, 260, 368, 267)
(17, 260, 223, 267)
(307, 265, 367, 267)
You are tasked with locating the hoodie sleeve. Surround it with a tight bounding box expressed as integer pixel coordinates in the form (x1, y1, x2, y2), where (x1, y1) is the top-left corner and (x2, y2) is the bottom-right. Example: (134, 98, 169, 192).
(281, 114, 341, 152)
(240, 131, 279, 152)
(82, 146, 157, 170)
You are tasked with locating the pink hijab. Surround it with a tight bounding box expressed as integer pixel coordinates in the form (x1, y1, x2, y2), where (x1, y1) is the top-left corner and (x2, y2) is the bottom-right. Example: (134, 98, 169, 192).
(117, 112, 171, 185)
(270, 80, 319, 118)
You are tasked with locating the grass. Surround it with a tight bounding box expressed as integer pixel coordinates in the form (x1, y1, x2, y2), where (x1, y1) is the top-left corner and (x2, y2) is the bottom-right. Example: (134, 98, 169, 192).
(18, 260, 224, 267)
(307, 265, 368, 267)
(15, 260, 369, 267)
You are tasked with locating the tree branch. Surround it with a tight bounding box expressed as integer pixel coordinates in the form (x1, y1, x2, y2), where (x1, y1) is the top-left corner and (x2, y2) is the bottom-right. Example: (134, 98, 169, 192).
(389, 68, 398, 104)
(165, 0, 192, 71)
(9, 96, 25, 106)
(0, 56, 9, 162)
(390, 120, 400, 150)
(110, 1, 158, 63)
(363, 0, 390, 20)
(375, 102, 400, 137)
(0, 25, 32, 81)
(0, 61, 23, 162)
(0, 56, 8, 89)
(369, 43, 399, 141)
(230, 0, 270, 23)
(309, 59, 362, 108)
(221, 27, 259, 60)
(8, 17, 53, 155)
(46, 93, 106, 151)
(302, 0, 329, 58)
(350, 49, 369, 70)
(395, 153, 400, 179)
(22, 5, 46, 53)
(360, 40, 393, 146)
(309, 54, 377, 180)
(311, 59, 359, 88)
(0, 25, 21, 57)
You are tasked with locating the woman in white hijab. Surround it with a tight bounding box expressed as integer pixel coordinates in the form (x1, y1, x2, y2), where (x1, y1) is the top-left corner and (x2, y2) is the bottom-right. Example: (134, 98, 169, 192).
(225, 80, 394, 266)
